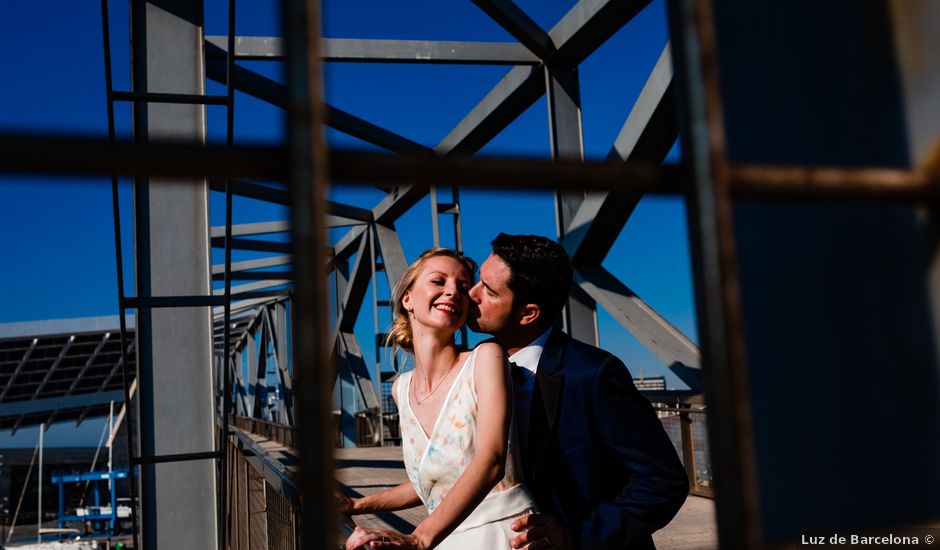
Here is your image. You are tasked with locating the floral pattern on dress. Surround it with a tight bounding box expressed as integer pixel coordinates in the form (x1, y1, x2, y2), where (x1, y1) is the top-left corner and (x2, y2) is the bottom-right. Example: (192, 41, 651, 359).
(398, 346, 524, 514)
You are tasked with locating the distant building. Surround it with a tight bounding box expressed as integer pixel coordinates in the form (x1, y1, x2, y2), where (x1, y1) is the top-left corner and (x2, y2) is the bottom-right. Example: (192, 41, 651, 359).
(633, 376, 666, 391)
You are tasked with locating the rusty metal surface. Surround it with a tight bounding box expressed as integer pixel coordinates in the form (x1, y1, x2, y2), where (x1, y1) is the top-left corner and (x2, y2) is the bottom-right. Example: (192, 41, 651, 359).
(668, 0, 762, 546)
(730, 164, 938, 200)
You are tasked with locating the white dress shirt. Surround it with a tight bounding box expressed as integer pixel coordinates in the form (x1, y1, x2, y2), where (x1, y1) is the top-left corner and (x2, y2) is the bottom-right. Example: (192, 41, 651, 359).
(509, 327, 553, 451)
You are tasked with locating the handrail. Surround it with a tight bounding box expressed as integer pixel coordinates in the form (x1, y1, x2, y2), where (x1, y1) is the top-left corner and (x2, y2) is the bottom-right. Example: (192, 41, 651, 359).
(228, 423, 302, 507)
(233, 415, 297, 449)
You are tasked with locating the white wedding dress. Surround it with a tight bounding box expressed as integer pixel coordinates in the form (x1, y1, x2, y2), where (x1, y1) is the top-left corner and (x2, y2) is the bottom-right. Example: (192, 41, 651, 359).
(397, 346, 536, 549)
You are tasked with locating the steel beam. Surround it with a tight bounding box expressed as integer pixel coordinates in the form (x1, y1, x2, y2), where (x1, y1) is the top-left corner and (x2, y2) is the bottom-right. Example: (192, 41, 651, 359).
(0, 390, 125, 418)
(266, 304, 293, 425)
(349, 0, 637, 197)
(333, 225, 367, 262)
(212, 271, 294, 281)
(231, 355, 248, 416)
(213, 279, 291, 296)
(328, 105, 434, 156)
(211, 236, 292, 254)
(373, 223, 409, 293)
(470, 0, 555, 59)
(337, 232, 374, 332)
(209, 178, 289, 204)
(206, 48, 433, 156)
(324, 38, 539, 65)
(337, 331, 381, 410)
(575, 265, 700, 378)
(251, 323, 269, 421)
(608, 43, 676, 163)
(130, 1, 217, 547)
(435, 65, 544, 155)
(565, 43, 677, 264)
(372, 185, 433, 225)
(213, 295, 288, 317)
(246, 324, 258, 418)
(206, 36, 540, 65)
(210, 221, 290, 238)
(205, 35, 283, 59)
(545, 62, 599, 345)
(548, 0, 653, 65)
(213, 255, 291, 275)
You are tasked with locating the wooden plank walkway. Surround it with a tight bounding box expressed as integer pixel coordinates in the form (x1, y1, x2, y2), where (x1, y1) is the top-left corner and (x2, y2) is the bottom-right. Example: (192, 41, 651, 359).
(335, 446, 717, 549)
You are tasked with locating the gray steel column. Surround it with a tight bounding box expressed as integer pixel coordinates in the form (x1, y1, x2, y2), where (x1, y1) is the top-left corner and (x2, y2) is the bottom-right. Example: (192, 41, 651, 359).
(338, 356, 357, 446)
(546, 64, 598, 344)
(130, 0, 217, 547)
(246, 326, 258, 417)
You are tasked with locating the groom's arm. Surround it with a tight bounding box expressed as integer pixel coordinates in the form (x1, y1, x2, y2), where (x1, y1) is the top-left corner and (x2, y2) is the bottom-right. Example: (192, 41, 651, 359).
(577, 356, 689, 549)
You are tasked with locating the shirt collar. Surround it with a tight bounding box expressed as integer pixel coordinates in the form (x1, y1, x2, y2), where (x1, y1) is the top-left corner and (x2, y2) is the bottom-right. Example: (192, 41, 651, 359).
(508, 327, 554, 375)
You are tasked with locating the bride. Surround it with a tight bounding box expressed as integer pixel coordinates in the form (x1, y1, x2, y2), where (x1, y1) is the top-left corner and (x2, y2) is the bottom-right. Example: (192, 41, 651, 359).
(340, 248, 535, 550)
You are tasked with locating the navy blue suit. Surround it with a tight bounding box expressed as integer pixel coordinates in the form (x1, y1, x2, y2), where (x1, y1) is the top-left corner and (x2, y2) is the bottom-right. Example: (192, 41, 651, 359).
(520, 329, 689, 549)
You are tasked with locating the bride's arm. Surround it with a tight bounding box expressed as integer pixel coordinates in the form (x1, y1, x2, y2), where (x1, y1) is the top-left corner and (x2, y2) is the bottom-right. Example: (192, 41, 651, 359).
(341, 481, 422, 514)
(339, 377, 423, 515)
(409, 342, 511, 549)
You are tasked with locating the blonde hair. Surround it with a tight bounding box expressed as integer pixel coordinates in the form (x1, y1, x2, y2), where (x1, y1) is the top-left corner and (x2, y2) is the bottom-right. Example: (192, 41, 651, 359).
(385, 248, 476, 354)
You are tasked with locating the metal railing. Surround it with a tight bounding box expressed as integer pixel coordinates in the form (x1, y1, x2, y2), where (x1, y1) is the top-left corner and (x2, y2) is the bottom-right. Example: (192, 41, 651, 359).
(224, 423, 303, 550)
(225, 397, 710, 550)
(234, 416, 298, 450)
(652, 402, 712, 497)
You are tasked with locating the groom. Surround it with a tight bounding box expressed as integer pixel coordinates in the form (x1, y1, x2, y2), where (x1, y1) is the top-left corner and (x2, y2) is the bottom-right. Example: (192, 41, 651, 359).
(467, 233, 688, 550)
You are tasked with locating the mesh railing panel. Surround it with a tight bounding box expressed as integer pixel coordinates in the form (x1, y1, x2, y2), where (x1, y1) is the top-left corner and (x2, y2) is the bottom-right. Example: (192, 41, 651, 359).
(265, 479, 299, 550)
(653, 404, 711, 494)
(691, 411, 711, 489)
(226, 431, 304, 549)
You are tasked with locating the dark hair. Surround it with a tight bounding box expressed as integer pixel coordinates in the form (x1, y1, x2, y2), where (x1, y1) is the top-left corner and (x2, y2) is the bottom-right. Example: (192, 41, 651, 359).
(491, 233, 572, 327)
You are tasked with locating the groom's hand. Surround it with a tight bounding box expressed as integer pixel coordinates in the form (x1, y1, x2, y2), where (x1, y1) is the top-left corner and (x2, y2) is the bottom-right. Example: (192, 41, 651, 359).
(510, 513, 574, 550)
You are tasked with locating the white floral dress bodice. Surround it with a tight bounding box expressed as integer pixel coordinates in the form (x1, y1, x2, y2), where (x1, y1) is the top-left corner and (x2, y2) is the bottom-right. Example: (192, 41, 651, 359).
(397, 346, 525, 514)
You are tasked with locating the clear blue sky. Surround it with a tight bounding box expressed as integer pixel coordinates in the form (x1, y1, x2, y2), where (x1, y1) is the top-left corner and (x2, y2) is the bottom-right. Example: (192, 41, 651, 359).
(0, 0, 696, 447)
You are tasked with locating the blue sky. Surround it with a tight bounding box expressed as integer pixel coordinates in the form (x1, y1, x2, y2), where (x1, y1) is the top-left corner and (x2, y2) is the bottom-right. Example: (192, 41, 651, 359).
(0, 0, 696, 446)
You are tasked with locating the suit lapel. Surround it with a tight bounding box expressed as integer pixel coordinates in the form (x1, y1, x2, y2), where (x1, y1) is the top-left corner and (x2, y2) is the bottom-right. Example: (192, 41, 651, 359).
(528, 329, 565, 477)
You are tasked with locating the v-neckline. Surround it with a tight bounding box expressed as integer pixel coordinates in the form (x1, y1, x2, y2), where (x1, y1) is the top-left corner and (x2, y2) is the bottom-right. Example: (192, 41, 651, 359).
(407, 350, 473, 441)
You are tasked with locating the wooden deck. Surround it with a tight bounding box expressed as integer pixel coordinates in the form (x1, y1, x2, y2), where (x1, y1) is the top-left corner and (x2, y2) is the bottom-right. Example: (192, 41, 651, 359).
(335, 446, 717, 549)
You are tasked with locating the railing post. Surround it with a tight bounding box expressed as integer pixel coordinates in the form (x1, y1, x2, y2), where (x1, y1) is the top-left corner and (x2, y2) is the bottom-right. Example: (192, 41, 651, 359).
(679, 403, 696, 491)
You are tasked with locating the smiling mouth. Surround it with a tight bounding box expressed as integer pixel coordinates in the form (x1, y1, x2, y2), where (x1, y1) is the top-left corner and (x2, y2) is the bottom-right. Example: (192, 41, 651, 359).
(434, 303, 460, 314)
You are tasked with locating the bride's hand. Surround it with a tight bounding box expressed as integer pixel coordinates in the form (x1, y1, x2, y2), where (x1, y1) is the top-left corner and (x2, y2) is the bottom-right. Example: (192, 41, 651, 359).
(334, 489, 357, 529)
(345, 526, 425, 550)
